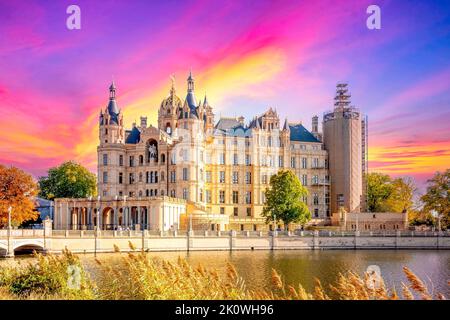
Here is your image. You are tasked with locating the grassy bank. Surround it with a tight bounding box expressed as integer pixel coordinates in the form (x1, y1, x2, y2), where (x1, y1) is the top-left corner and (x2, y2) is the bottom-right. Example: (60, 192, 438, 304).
(0, 243, 447, 300)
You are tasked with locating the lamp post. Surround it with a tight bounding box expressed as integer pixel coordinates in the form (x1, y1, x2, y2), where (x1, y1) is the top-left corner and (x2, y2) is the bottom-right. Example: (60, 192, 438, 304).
(6, 206, 13, 258)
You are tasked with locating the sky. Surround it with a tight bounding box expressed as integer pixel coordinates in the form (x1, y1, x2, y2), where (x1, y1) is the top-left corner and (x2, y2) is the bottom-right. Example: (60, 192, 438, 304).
(0, 0, 449, 191)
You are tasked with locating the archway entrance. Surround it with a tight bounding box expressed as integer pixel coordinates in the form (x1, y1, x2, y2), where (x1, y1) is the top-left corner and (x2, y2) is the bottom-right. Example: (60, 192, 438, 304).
(102, 207, 114, 230)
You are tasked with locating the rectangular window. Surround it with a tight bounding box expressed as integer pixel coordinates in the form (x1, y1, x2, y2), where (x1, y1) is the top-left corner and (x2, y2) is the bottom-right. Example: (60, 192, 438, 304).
(245, 172, 252, 184)
(302, 174, 307, 186)
(220, 207, 225, 215)
(170, 171, 176, 183)
(314, 208, 319, 217)
(183, 188, 188, 200)
(233, 207, 238, 216)
(103, 171, 108, 184)
(119, 155, 123, 166)
(219, 190, 225, 204)
(206, 190, 211, 204)
(206, 171, 212, 183)
(129, 173, 134, 184)
(301, 157, 307, 169)
(129, 156, 134, 167)
(233, 153, 238, 165)
(313, 158, 319, 168)
(219, 153, 225, 165)
(245, 191, 252, 204)
(232, 171, 239, 184)
(219, 171, 225, 183)
(278, 155, 284, 168)
(313, 193, 319, 205)
(245, 154, 251, 166)
(246, 207, 251, 216)
(183, 168, 188, 181)
(232, 191, 239, 204)
(291, 157, 296, 168)
(262, 174, 267, 184)
(103, 154, 108, 166)
(312, 175, 319, 184)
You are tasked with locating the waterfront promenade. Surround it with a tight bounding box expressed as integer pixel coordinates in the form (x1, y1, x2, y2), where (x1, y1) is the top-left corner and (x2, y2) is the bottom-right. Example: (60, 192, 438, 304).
(1, 226, 449, 257)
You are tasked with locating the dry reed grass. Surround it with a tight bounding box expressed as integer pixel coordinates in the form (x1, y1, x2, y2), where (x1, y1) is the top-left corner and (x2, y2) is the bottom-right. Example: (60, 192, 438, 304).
(0, 247, 448, 300)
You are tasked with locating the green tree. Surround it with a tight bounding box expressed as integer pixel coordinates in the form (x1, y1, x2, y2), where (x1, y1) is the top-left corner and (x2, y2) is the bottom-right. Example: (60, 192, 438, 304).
(38, 161, 97, 200)
(421, 169, 450, 229)
(367, 172, 393, 212)
(262, 170, 311, 230)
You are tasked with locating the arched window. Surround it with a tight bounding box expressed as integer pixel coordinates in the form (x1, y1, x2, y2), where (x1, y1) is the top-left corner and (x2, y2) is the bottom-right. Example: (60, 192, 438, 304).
(161, 153, 166, 163)
(139, 155, 144, 165)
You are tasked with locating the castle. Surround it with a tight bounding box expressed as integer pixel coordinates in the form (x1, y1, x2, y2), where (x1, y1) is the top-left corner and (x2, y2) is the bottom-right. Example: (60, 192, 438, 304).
(53, 72, 367, 232)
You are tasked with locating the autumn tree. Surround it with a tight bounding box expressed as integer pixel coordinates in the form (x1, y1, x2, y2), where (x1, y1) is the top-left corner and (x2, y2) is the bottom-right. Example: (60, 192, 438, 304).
(38, 161, 97, 200)
(0, 165, 39, 227)
(421, 169, 450, 229)
(262, 170, 311, 230)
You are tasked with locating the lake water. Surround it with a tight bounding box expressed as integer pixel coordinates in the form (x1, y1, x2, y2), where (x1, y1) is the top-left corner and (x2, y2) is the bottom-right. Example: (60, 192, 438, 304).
(3, 250, 449, 297)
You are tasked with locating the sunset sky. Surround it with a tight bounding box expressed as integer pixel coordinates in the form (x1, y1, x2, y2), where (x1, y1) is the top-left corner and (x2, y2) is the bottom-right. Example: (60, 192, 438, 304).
(0, 0, 449, 190)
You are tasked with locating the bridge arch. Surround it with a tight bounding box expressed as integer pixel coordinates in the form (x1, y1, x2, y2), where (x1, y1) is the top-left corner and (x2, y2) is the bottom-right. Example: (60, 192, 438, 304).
(13, 241, 45, 255)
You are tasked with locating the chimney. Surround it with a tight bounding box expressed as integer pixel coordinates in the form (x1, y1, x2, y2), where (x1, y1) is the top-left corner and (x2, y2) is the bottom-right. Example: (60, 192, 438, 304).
(140, 116, 147, 128)
(312, 115, 318, 133)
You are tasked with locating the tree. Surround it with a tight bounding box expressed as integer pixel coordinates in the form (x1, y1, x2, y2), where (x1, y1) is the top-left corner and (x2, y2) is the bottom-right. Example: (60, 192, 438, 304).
(0, 165, 39, 227)
(385, 177, 416, 213)
(421, 169, 450, 229)
(262, 170, 311, 230)
(367, 173, 393, 212)
(38, 161, 97, 200)
(367, 172, 416, 213)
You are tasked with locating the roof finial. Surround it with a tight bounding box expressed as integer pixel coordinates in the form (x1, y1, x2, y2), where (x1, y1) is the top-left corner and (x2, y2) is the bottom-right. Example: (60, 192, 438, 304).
(170, 74, 176, 95)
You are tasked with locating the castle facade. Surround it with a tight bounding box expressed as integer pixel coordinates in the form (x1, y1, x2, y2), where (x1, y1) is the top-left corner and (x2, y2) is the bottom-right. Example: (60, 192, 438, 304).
(53, 72, 367, 232)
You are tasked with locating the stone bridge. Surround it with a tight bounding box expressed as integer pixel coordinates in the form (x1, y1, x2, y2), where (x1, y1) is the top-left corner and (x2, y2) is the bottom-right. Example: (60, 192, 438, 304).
(1, 223, 450, 257)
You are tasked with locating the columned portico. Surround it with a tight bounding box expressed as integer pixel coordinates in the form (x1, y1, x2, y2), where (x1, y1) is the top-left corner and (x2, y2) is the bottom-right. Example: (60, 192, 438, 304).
(53, 196, 186, 231)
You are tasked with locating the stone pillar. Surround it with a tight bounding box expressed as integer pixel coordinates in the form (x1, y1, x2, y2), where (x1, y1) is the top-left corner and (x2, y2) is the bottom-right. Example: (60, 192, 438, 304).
(66, 203, 70, 230)
(114, 206, 119, 229)
(313, 230, 319, 250)
(137, 206, 141, 226)
(229, 230, 236, 251)
(77, 207, 81, 230)
(88, 207, 92, 230)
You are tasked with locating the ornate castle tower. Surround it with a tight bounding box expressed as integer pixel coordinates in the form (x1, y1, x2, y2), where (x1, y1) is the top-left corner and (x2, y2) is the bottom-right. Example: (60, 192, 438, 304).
(323, 83, 365, 214)
(99, 82, 124, 144)
(98, 82, 125, 197)
(158, 77, 182, 135)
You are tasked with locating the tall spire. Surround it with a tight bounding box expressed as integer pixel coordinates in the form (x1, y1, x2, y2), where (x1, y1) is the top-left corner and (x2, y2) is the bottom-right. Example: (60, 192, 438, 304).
(109, 81, 116, 100)
(203, 94, 209, 106)
(187, 69, 194, 92)
(170, 74, 176, 95)
(283, 118, 290, 131)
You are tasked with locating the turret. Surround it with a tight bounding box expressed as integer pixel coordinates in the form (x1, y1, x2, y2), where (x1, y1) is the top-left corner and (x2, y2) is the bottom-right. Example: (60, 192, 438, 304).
(99, 82, 124, 145)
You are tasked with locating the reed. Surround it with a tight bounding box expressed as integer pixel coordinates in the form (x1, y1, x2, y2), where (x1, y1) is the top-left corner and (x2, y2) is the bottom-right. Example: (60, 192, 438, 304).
(0, 249, 447, 300)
